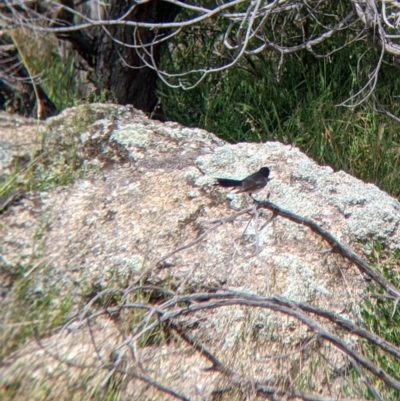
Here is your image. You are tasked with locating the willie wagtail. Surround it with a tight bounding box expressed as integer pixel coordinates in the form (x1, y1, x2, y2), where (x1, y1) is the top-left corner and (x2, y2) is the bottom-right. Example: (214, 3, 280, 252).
(215, 167, 271, 194)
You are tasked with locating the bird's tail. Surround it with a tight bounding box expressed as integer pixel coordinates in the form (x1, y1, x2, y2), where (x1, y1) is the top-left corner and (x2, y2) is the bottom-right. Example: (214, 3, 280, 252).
(216, 178, 242, 187)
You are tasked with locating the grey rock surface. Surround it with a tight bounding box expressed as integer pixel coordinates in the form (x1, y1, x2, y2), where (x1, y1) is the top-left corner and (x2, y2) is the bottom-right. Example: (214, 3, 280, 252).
(0, 111, 42, 179)
(197, 142, 400, 247)
(1, 104, 399, 400)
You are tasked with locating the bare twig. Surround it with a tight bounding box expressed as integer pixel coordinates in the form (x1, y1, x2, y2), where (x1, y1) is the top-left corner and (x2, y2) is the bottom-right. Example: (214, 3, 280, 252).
(2, 0, 400, 112)
(348, 356, 384, 401)
(156, 294, 400, 391)
(256, 200, 400, 301)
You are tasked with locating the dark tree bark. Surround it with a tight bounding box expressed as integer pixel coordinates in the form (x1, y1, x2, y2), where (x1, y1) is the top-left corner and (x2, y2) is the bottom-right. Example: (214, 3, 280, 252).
(52, 0, 97, 67)
(56, 0, 179, 115)
(96, 1, 178, 112)
(0, 0, 179, 118)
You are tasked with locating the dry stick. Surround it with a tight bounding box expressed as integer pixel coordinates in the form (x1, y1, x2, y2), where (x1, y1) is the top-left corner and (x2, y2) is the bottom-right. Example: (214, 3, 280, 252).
(259, 209, 276, 231)
(33, 329, 191, 401)
(169, 322, 237, 377)
(158, 296, 400, 392)
(119, 290, 400, 362)
(30, 299, 352, 401)
(158, 206, 254, 262)
(348, 356, 384, 401)
(253, 204, 261, 257)
(241, 208, 254, 237)
(241, 205, 261, 255)
(271, 296, 400, 360)
(86, 313, 106, 364)
(61, 286, 175, 334)
(104, 312, 144, 375)
(57, 288, 400, 398)
(0, 191, 23, 213)
(169, 322, 350, 401)
(256, 200, 400, 301)
(110, 288, 400, 364)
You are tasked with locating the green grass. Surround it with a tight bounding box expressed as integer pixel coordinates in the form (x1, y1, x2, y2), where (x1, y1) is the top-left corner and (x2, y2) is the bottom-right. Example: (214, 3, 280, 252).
(0, 265, 74, 363)
(357, 242, 400, 400)
(0, 213, 73, 363)
(159, 37, 400, 197)
(12, 31, 78, 112)
(0, 105, 99, 206)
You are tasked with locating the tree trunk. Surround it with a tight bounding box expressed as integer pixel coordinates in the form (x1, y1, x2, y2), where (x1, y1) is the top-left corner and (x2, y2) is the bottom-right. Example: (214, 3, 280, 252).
(0, 0, 179, 118)
(94, 0, 178, 114)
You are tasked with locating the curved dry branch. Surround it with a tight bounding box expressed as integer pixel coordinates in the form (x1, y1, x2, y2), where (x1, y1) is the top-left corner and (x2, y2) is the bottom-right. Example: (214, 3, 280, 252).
(2, 1, 400, 116)
(53, 288, 400, 399)
(2, 1, 399, 94)
(156, 295, 400, 392)
(15, 198, 399, 400)
(256, 200, 400, 301)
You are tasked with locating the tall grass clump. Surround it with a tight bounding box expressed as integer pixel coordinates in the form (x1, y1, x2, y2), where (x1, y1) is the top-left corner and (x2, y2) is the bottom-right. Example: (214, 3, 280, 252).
(11, 30, 80, 112)
(358, 242, 400, 400)
(159, 29, 400, 197)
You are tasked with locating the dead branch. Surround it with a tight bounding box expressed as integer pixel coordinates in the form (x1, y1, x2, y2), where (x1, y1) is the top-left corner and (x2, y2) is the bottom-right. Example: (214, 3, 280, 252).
(42, 287, 400, 399)
(134, 206, 254, 283)
(157, 294, 400, 392)
(2, 0, 400, 110)
(256, 200, 400, 301)
(6, 185, 400, 400)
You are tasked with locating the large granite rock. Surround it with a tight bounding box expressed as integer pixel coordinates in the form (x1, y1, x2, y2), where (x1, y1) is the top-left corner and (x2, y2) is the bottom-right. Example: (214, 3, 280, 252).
(1, 104, 399, 400)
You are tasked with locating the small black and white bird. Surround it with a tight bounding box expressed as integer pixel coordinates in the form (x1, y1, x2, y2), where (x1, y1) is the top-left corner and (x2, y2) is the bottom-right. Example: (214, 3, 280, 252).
(215, 167, 271, 194)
